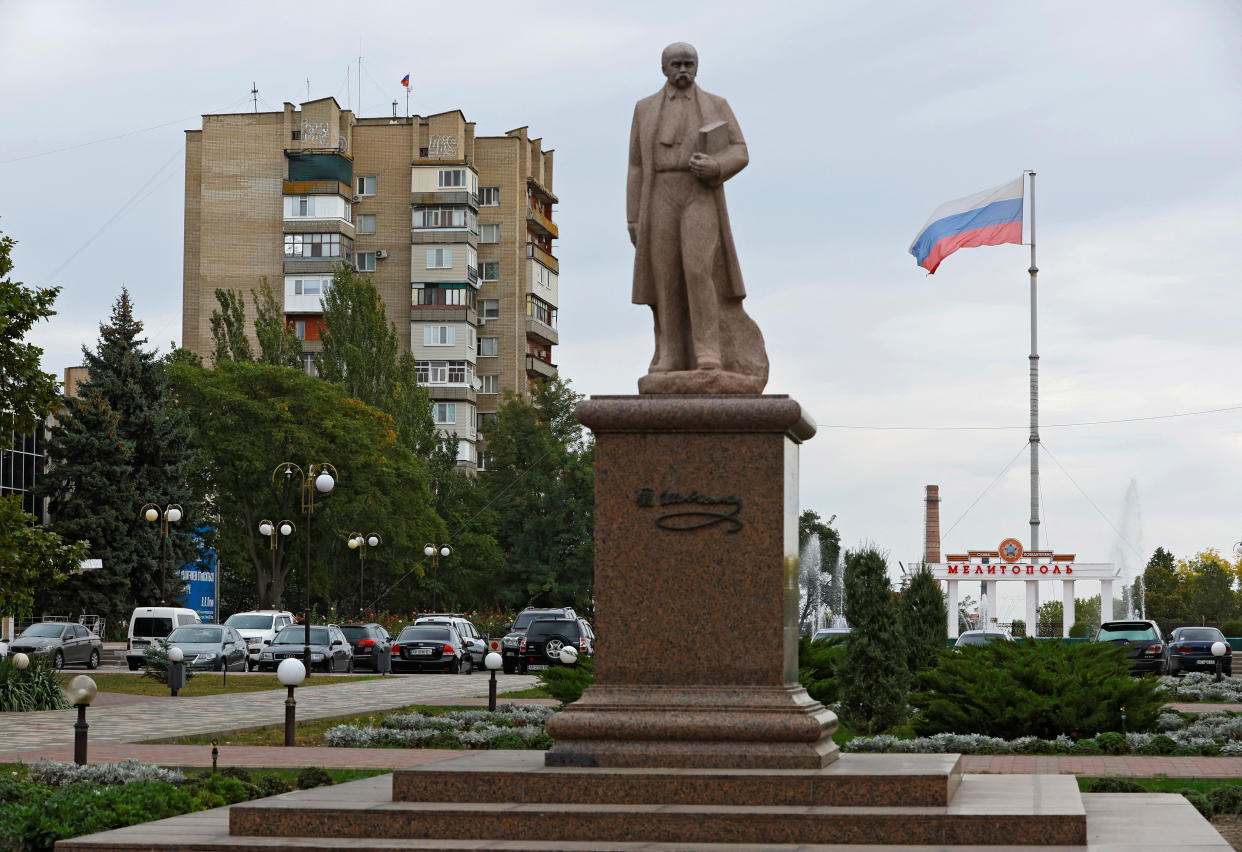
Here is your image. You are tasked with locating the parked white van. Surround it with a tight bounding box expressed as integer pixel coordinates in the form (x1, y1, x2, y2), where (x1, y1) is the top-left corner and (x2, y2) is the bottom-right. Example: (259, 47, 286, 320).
(222, 610, 295, 670)
(125, 606, 201, 670)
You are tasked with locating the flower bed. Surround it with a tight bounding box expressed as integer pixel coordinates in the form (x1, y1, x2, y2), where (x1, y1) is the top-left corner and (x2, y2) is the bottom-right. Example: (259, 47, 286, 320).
(1158, 672, 1242, 703)
(323, 704, 555, 750)
(843, 710, 1242, 756)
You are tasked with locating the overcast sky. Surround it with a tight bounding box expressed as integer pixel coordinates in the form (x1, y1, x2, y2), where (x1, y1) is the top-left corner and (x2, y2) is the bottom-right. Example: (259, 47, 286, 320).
(3, 1, 1240, 618)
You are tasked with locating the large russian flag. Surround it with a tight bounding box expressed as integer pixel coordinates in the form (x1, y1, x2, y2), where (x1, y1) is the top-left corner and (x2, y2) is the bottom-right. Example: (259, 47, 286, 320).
(909, 176, 1024, 274)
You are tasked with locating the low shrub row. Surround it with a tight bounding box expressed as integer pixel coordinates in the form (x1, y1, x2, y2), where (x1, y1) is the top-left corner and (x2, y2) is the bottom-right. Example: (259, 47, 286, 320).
(0, 761, 321, 852)
(0, 656, 69, 713)
(323, 704, 555, 750)
(1158, 672, 1242, 703)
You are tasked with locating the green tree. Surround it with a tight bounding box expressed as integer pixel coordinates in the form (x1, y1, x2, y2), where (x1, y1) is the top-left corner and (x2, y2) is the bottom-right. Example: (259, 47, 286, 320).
(208, 288, 252, 365)
(39, 290, 202, 620)
(251, 277, 302, 368)
(1037, 595, 1102, 636)
(836, 547, 907, 733)
(0, 226, 62, 434)
(167, 360, 442, 613)
(317, 266, 400, 406)
(1142, 547, 1186, 622)
(899, 564, 947, 672)
(1181, 549, 1237, 624)
(482, 377, 594, 611)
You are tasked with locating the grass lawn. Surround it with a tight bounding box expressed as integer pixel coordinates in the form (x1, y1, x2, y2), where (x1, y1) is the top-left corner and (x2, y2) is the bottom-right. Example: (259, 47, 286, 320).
(142, 703, 521, 747)
(1077, 777, 1242, 794)
(58, 672, 381, 697)
(498, 686, 551, 699)
(0, 763, 387, 785)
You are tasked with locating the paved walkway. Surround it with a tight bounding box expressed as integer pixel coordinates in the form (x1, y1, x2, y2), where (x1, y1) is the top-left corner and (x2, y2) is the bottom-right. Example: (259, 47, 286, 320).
(1166, 702, 1242, 713)
(0, 673, 539, 752)
(964, 754, 1242, 777)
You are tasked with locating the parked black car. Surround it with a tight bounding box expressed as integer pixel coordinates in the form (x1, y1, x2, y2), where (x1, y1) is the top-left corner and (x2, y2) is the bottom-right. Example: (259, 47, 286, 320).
(518, 617, 593, 672)
(339, 622, 392, 672)
(390, 625, 472, 674)
(500, 606, 577, 674)
(1168, 626, 1232, 677)
(1092, 620, 1168, 675)
(256, 625, 354, 673)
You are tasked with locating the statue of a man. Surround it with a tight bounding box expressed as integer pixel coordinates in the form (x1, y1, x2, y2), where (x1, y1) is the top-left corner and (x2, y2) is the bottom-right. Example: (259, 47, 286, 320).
(628, 42, 768, 394)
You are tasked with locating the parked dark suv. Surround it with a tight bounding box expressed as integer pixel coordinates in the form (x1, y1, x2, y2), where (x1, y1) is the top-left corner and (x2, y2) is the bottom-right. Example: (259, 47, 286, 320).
(339, 622, 392, 672)
(1092, 620, 1168, 675)
(518, 617, 593, 673)
(501, 607, 577, 674)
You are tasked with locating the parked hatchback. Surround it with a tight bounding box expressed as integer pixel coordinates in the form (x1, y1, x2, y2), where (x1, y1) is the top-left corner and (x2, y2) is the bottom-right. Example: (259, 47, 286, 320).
(953, 630, 1014, 649)
(339, 622, 392, 672)
(1167, 626, 1232, 677)
(9, 623, 103, 670)
(1092, 620, 1168, 675)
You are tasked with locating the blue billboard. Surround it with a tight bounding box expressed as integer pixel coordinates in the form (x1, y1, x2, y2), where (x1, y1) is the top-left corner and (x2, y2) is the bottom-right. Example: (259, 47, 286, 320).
(179, 527, 218, 623)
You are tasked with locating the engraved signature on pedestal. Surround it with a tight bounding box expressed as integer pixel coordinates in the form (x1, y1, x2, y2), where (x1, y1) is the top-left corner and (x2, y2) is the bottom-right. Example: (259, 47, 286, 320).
(634, 487, 743, 533)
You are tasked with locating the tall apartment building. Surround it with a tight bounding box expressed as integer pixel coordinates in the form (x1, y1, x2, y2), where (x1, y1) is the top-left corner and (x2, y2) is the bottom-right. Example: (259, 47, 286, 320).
(183, 97, 560, 471)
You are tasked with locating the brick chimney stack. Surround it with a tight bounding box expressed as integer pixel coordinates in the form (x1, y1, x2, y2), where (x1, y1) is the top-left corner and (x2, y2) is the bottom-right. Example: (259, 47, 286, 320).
(924, 485, 941, 564)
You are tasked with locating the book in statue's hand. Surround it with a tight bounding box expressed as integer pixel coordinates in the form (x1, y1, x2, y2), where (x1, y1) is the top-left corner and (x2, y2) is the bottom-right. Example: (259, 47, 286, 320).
(697, 120, 729, 156)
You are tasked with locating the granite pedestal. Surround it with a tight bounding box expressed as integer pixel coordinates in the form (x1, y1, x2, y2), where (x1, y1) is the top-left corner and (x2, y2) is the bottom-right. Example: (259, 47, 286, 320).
(544, 394, 838, 769)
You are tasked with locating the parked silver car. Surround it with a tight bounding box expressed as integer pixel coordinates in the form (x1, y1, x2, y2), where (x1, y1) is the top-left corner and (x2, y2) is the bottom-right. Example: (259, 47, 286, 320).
(165, 624, 249, 672)
(8, 623, 103, 669)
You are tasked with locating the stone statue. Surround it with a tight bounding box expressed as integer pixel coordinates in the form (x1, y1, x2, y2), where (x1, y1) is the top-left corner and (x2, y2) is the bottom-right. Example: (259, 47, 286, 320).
(628, 42, 769, 394)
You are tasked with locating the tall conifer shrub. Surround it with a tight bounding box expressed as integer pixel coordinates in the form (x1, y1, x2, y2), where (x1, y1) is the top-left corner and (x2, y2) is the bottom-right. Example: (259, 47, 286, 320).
(836, 547, 908, 733)
(899, 564, 947, 674)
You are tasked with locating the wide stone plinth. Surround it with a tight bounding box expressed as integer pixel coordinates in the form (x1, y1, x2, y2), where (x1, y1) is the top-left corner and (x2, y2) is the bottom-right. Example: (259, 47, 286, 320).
(545, 394, 836, 769)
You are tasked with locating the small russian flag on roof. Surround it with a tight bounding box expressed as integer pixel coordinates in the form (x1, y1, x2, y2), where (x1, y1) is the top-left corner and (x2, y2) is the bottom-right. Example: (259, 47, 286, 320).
(401, 74, 411, 88)
(909, 177, 1024, 274)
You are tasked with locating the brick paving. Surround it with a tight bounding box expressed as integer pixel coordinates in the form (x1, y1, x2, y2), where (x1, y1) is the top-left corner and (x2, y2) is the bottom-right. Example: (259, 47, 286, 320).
(963, 754, 1242, 777)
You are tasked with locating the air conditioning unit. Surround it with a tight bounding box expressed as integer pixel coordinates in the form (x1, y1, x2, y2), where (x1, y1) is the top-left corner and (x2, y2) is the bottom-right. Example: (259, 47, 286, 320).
(375, 250, 388, 260)
(351, 194, 362, 203)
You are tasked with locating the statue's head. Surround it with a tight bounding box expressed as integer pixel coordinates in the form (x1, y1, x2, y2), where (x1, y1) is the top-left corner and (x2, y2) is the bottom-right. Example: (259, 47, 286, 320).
(661, 42, 698, 90)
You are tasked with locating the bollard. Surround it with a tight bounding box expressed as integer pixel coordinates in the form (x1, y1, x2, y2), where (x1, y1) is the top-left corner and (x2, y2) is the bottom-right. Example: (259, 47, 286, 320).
(211, 739, 219, 774)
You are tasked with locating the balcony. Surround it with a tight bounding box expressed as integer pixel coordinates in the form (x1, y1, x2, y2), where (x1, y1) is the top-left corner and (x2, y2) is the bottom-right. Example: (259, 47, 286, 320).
(526, 244, 559, 274)
(282, 259, 342, 274)
(525, 354, 557, 379)
(423, 384, 478, 405)
(411, 230, 478, 249)
(410, 305, 476, 325)
(283, 180, 352, 198)
(411, 190, 478, 208)
(283, 219, 355, 239)
(526, 207, 558, 239)
(527, 176, 559, 205)
(525, 317, 558, 346)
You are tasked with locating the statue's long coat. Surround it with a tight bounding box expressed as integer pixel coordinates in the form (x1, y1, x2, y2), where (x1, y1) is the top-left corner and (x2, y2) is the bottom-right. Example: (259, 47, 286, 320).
(627, 84, 749, 307)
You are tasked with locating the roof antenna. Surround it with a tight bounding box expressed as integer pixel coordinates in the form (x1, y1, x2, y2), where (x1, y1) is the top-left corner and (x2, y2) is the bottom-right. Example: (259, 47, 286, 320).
(251, 81, 259, 113)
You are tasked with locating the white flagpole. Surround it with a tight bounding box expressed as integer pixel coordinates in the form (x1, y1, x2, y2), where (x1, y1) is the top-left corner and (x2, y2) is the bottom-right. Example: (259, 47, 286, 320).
(1027, 170, 1039, 551)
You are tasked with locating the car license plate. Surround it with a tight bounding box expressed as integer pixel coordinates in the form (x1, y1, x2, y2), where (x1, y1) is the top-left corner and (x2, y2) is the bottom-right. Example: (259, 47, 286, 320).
(1198, 659, 1214, 665)
(412, 648, 433, 655)
(526, 664, 548, 671)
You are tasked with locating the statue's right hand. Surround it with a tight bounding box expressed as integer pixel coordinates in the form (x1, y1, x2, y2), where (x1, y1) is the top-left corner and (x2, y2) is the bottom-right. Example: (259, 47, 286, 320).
(627, 222, 637, 246)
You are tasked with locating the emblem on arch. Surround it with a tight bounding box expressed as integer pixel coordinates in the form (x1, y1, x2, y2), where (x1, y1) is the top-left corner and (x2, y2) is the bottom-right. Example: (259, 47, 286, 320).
(998, 538, 1023, 563)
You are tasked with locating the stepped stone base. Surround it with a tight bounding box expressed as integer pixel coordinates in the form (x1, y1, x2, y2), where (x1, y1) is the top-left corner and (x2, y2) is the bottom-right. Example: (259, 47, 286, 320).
(56, 756, 1233, 851)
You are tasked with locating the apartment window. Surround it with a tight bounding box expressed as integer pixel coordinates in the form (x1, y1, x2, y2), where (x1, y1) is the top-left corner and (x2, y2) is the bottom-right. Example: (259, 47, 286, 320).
(357, 252, 376, 272)
(481, 374, 499, 394)
(480, 299, 499, 320)
(358, 214, 376, 234)
(479, 186, 500, 206)
(433, 402, 456, 425)
(415, 284, 474, 308)
(423, 325, 455, 346)
(480, 261, 499, 281)
(415, 361, 429, 383)
(291, 130, 301, 141)
(415, 207, 468, 229)
(294, 320, 307, 340)
(356, 175, 377, 196)
(426, 247, 452, 268)
(527, 294, 556, 327)
(479, 337, 499, 357)
(476, 449, 493, 470)
(300, 352, 318, 376)
(480, 223, 500, 244)
(284, 233, 347, 258)
(429, 361, 448, 383)
(438, 169, 466, 188)
(293, 278, 325, 295)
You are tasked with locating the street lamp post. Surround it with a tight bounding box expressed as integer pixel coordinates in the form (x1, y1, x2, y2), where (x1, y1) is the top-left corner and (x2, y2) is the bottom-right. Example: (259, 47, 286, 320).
(347, 533, 381, 616)
(140, 503, 183, 604)
(424, 543, 451, 611)
(277, 658, 307, 746)
(65, 675, 98, 765)
(258, 519, 295, 611)
(273, 462, 337, 676)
